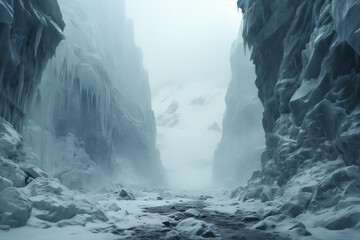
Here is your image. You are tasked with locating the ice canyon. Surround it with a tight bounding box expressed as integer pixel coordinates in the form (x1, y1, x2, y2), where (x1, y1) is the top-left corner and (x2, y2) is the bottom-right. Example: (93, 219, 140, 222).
(0, 0, 359, 239)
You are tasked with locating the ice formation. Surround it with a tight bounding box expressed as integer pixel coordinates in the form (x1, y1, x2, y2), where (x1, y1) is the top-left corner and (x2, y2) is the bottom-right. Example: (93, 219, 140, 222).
(229, 0, 360, 231)
(0, 0, 165, 230)
(24, 0, 164, 188)
(0, 0, 64, 130)
(212, 32, 264, 187)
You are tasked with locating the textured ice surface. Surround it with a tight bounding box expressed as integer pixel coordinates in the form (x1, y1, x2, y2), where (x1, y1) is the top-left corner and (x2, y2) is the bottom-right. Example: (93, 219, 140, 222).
(228, 0, 360, 234)
(0, 0, 64, 130)
(25, 0, 164, 188)
(0, 187, 31, 227)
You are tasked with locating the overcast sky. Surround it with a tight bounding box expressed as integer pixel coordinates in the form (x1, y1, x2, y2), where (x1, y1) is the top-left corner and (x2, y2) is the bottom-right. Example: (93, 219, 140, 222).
(125, 0, 242, 93)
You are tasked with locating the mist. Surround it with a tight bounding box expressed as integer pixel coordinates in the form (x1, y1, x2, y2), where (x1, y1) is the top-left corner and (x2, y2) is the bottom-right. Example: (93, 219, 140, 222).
(2, 0, 358, 239)
(126, 0, 260, 189)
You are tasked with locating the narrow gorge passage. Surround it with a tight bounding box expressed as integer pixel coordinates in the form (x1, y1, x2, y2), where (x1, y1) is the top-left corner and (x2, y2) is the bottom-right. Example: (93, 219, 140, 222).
(1, 0, 360, 240)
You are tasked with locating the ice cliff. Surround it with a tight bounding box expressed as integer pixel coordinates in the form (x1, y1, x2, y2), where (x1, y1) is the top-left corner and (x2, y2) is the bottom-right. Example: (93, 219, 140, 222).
(25, 0, 165, 188)
(0, 0, 64, 130)
(0, 0, 164, 229)
(229, 0, 360, 231)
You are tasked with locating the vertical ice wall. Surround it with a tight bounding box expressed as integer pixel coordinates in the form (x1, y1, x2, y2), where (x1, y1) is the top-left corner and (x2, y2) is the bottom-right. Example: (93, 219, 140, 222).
(0, 0, 64, 130)
(25, 0, 164, 189)
(213, 35, 264, 187)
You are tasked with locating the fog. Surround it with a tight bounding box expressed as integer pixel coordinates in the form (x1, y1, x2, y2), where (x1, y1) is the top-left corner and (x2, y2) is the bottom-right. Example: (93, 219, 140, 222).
(125, 0, 251, 189)
(125, 0, 241, 91)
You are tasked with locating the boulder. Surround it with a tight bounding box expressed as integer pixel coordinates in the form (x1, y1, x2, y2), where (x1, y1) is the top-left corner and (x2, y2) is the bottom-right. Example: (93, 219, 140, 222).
(0, 157, 26, 187)
(165, 230, 181, 240)
(118, 189, 135, 200)
(176, 217, 219, 239)
(280, 192, 313, 217)
(184, 208, 200, 218)
(0, 176, 12, 192)
(325, 211, 360, 230)
(0, 187, 32, 227)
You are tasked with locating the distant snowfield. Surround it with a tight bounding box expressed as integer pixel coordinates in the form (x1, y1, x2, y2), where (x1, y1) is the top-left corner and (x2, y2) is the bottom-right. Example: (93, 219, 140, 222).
(152, 81, 227, 189)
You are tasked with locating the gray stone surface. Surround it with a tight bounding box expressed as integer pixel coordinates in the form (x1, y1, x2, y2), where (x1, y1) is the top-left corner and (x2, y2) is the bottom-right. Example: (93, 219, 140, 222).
(231, 0, 360, 212)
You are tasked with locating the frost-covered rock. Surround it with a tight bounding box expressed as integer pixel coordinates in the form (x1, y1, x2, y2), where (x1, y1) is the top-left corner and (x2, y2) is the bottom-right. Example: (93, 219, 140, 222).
(0, 157, 26, 187)
(26, 177, 108, 224)
(165, 230, 181, 240)
(324, 210, 360, 230)
(184, 208, 200, 218)
(0, 176, 12, 192)
(176, 218, 219, 239)
(0, 187, 32, 227)
(0, 0, 64, 130)
(234, 0, 360, 215)
(118, 189, 136, 201)
(26, 178, 70, 196)
(0, 118, 22, 159)
(280, 192, 313, 217)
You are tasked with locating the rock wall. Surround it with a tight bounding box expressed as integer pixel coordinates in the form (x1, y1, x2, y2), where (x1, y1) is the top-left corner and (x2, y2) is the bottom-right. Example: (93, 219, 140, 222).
(0, 0, 65, 228)
(237, 0, 360, 186)
(25, 0, 164, 188)
(0, 0, 64, 130)
(230, 0, 360, 229)
(212, 34, 264, 187)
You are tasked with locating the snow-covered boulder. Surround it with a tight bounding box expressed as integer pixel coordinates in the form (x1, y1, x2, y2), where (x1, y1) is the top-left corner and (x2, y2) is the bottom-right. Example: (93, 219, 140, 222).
(0, 176, 12, 192)
(165, 230, 181, 240)
(176, 218, 219, 239)
(184, 208, 200, 218)
(26, 178, 70, 197)
(118, 189, 136, 201)
(0, 157, 26, 187)
(0, 187, 32, 227)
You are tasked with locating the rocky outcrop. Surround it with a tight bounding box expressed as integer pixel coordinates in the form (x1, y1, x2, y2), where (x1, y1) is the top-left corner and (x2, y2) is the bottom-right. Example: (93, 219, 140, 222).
(229, 0, 360, 231)
(0, 0, 64, 130)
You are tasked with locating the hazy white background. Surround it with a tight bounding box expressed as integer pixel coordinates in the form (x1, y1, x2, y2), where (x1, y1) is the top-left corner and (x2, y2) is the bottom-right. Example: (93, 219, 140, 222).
(125, 0, 242, 189)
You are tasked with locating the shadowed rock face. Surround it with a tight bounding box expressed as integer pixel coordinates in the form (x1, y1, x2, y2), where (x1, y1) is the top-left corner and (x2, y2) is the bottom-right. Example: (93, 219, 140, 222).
(236, 0, 360, 187)
(0, 0, 64, 130)
(227, 1, 360, 227)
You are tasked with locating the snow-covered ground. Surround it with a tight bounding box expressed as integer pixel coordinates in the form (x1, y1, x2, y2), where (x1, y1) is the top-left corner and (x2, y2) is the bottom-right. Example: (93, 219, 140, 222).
(1, 180, 359, 240)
